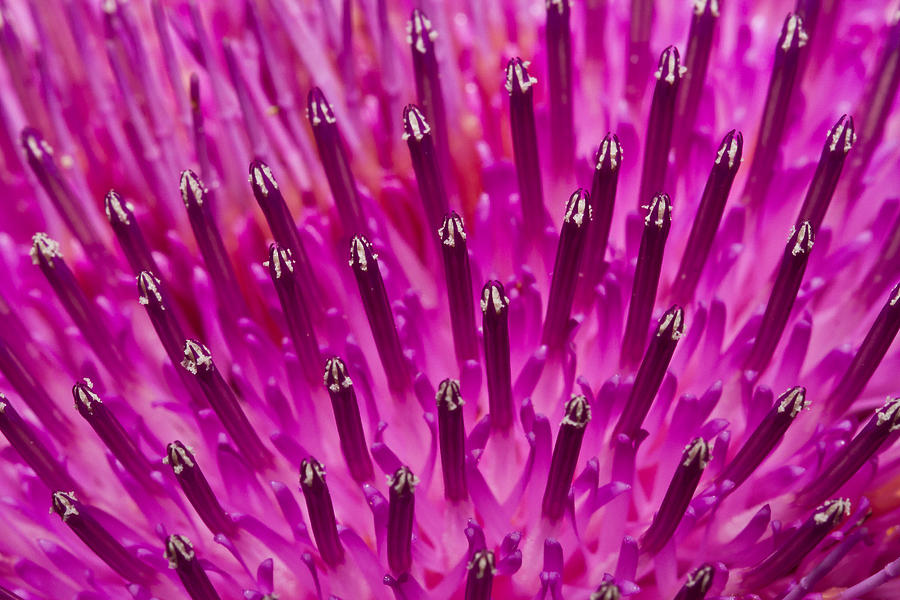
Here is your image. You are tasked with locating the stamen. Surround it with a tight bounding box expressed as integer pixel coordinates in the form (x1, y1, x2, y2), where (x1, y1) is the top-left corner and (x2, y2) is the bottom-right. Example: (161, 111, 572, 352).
(826, 283, 900, 417)
(248, 161, 321, 315)
(743, 499, 850, 589)
(180, 340, 272, 469)
(717, 386, 807, 490)
(637, 47, 684, 209)
(621, 193, 673, 367)
(179, 170, 248, 321)
(590, 581, 622, 600)
(481, 280, 513, 431)
(674, 563, 715, 600)
(323, 357, 374, 483)
(465, 549, 495, 600)
(744, 222, 815, 375)
(72, 379, 157, 492)
(51, 491, 153, 583)
(613, 305, 685, 440)
(387, 465, 419, 574)
(265, 243, 320, 384)
(189, 74, 212, 182)
(795, 115, 856, 231)
(579, 133, 623, 301)
(0, 394, 77, 493)
(641, 437, 710, 554)
(846, 15, 900, 191)
(306, 87, 367, 236)
(436, 378, 467, 501)
(403, 104, 449, 230)
(165, 534, 223, 599)
(438, 212, 479, 364)
(105, 190, 160, 276)
(505, 57, 545, 236)
(407, 9, 451, 180)
(348, 236, 411, 394)
(741, 13, 808, 208)
(546, 0, 575, 179)
(164, 441, 236, 536)
(299, 457, 345, 567)
(801, 398, 900, 504)
(20, 128, 106, 262)
(542, 394, 591, 522)
(674, 0, 720, 146)
(542, 188, 592, 351)
(31, 233, 126, 372)
(671, 130, 743, 304)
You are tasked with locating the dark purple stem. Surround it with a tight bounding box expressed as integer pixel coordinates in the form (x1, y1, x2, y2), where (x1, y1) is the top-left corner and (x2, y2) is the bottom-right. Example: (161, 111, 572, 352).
(465, 549, 495, 600)
(546, 0, 575, 179)
(506, 57, 545, 236)
(403, 103, 449, 230)
(542, 395, 591, 522)
(408, 9, 451, 181)
(674, 1, 719, 146)
(744, 222, 814, 375)
(673, 564, 716, 600)
(387, 465, 418, 574)
(299, 457, 345, 566)
(439, 212, 478, 365)
(105, 190, 160, 276)
(795, 115, 856, 231)
(437, 378, 468, 501)
(165, 534, 223, 599)
(481, 280, 513, 431)
(579, 134, 622, 301)
(165, 441, 236, 536)
(621, 193, 673, 367)
(323, 357, 374, 483)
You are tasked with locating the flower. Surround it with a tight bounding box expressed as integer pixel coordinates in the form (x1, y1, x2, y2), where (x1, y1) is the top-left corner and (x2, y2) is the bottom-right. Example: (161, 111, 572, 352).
(2, 0, 900, 599)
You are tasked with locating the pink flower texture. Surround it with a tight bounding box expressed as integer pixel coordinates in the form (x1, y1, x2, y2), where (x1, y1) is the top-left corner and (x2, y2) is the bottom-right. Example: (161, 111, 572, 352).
(3, 0, 900, 598)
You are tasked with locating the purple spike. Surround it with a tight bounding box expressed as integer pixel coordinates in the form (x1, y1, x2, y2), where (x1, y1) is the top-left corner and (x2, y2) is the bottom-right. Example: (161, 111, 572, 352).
(614, 305, 685, 440)
(265, 243, 320, 384)
(826, 283, 900, 417)
(621, 193, 673, 367)
(248, 160, 322, 312)
(403, 104, 449, 230)
(407, 9, 451, 182)
(164, 441, 236, 536)
(743, 499, 850, 589)
(465, 549, 495, 600)
(481, 280, 513, 431)
(180, 340, 272, 469)
(165, 534, 223, 599)
(542, 395, 591, 522)
(672, 130, 743, 304)
(306, 87, 367, 237)
(637, 47, 684, 209)
(30, 233, 126, 372)
(546, 0, 574, 179)
(741, 13, 808, 208)
(542, 189, 591, 351)
(72, 379, 158, 493)
(349, 236, 411, 394)
(51, 491, 153, 583)
(505, 57, 545, 236)
(591, 581, 622, 600)
(641, 437, 710, 554)
(0, 394, 77, 493)
(802, 398, 900, 504)
(744, 222, 815, 375)
(387, 466, 419, 574)
(20, 128, 106, 262)
(323, 357, 374, 483)
(179, 170, 248, 322)
(718, 386, 807, 490)
(580, 134, 623, 300)
(847, 14, 900, 191)
(673, 563, 715, 600)
(795, 115, 856, 231)
(299, 457, 345, 567)
(105, 190, 160, 276)
(674, 0, 720, 146)
(438, 212, 478, 364)
(436, 379, 467, 501)
(0, 335, 69, 439)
